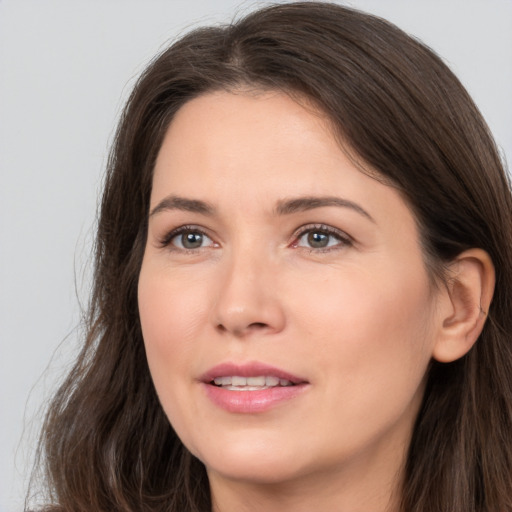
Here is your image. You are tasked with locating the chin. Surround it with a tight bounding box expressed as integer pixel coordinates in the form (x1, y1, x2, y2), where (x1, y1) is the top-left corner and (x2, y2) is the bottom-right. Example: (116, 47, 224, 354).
(206, 456, 309, 486)
(191, 432, 312, 485)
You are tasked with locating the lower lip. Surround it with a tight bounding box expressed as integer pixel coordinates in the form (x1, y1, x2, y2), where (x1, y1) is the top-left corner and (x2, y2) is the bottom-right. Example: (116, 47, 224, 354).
(202, 383, 308, 413)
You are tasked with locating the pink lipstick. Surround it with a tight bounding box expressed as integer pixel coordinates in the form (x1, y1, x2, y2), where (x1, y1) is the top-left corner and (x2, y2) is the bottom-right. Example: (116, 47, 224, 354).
(200, 362, 309, 413)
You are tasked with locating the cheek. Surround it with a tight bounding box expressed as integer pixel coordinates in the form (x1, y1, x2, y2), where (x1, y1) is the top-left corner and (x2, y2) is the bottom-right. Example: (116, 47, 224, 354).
(290, 261, 435, 408)
(139, 266, 207, 349)
(294, 259, 433, 342)
(313, 277, 433, 457)
(137, 265, 210, 397)
(138, 265, 211, 452)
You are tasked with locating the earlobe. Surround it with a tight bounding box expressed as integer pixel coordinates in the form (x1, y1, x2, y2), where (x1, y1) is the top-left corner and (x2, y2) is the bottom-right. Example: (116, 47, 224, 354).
(432, 249, 495, 363)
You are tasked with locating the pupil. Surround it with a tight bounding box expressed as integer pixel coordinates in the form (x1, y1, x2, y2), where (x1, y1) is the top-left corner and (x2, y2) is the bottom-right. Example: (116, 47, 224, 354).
(308, 231, 328, 248)
(182, 232, 203, 249)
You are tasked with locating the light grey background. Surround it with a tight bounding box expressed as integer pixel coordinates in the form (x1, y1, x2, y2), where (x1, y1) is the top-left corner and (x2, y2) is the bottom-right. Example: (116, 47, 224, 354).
(1, 0, 511, 510)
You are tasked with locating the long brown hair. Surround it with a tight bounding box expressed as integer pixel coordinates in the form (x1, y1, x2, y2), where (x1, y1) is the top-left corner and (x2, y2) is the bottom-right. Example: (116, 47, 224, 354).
(32, 2, 512, 511)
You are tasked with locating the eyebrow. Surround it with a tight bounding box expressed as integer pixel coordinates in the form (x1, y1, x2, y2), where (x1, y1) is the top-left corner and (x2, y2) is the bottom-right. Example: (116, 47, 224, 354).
(275, 196, 375, 222)
(150, 195, 216, 217)
(149, 194, 374, 223)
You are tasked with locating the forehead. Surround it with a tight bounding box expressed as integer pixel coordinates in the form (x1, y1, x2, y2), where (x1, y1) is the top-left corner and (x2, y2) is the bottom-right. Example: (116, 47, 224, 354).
(156, 92, 345, 186)
(156, 90, 338, 178)
(151, 90, 412, 226)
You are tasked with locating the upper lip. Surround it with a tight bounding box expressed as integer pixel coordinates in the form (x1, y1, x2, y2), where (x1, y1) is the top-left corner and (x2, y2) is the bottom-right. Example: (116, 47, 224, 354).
(199, 361, 308, 385)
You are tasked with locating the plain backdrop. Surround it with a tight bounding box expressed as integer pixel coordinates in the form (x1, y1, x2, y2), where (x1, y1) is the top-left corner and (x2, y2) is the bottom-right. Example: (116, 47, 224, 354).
(1, 0, 511, 510)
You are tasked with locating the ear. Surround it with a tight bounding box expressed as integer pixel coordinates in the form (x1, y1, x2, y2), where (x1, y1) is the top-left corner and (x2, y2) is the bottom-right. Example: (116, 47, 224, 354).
(432, 249, 495, 363)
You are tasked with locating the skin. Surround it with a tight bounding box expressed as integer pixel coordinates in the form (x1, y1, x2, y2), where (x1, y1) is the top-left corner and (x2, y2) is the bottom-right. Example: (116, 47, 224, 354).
(138, 90, 458, 512)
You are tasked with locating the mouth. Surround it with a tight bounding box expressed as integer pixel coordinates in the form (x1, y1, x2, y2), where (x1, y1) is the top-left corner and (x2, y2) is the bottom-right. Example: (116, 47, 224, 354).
(200, 362, 308, 413)
(201, 361, 307, 388)
(211, 375, 296, 391)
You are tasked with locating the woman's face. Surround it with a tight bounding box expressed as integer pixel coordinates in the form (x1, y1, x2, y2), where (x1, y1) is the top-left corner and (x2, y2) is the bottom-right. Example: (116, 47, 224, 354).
(138, 90, 442, 491)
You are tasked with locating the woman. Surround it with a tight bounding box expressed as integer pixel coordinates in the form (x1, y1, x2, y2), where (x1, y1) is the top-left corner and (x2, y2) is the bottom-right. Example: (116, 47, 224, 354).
(33, 2, 512, 511)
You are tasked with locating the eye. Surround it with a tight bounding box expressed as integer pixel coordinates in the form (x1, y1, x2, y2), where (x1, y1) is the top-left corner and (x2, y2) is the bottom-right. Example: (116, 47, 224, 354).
(162, 226, 216, 250)
(294, 225, 351, 250)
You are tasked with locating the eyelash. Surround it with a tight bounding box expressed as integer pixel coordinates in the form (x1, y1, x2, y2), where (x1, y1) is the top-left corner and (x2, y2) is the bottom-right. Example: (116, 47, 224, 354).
(158, 223, 353, 253)
(158, 225, 215, 252)
(292, 224, 353, 253)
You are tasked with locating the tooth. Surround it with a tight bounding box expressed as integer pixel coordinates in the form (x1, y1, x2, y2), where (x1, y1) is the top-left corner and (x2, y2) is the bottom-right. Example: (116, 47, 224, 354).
(265, 376, 280, 387)
(247, 376, 265, 386)
(213, 376, 232, 386)
(213, 375, 296, 389)
(232, 376, 247, 386)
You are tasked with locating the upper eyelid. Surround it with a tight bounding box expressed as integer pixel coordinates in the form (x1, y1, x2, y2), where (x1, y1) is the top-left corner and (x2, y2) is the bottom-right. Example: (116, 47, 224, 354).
(156, 222, 353, 248)
(159, 224, 214, 247)
(292, 223, 353, 242)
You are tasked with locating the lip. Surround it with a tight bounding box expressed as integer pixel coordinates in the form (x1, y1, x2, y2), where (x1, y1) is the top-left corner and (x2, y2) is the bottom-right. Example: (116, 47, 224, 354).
(200, 361, 307, 384)
(199, 361, 309, 414)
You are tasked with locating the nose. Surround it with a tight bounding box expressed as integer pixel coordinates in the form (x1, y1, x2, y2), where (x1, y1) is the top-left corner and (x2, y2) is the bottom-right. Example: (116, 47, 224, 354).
(211, 250, 286, 338)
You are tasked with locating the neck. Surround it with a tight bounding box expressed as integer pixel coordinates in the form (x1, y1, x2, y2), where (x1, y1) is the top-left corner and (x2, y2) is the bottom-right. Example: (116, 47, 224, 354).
(208, 447, 404, 512)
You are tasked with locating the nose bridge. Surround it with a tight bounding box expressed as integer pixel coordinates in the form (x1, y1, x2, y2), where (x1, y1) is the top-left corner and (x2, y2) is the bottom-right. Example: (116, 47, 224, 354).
(211, 237, 285, 337)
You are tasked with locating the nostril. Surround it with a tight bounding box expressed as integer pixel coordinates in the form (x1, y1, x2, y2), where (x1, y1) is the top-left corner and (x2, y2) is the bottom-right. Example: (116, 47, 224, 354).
(249, 322, 268, 330)
(216, 321, 269, 336)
